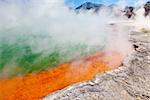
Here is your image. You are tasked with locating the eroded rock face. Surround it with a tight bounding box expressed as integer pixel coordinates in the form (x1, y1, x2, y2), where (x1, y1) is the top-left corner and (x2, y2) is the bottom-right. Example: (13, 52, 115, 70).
(44, 31, 150, 100)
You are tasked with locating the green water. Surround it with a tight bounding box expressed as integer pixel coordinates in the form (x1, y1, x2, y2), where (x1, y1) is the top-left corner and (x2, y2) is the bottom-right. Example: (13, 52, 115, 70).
(0, 34, 105, 78)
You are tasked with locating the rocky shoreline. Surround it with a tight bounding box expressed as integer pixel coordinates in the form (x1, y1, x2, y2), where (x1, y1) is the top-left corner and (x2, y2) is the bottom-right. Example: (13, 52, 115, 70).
(44, 31, 150, 100)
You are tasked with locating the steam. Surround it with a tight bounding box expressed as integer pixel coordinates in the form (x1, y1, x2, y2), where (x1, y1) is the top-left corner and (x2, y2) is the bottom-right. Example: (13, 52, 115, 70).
(134, 9, 150, 30)
(0, 0, 134, 78)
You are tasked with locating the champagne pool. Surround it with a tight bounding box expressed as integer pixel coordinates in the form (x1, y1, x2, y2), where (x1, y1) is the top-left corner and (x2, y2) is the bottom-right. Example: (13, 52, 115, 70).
(0, 51, 122, 99)
(0, 0, 134, 99)
(0, 33, 123, 99)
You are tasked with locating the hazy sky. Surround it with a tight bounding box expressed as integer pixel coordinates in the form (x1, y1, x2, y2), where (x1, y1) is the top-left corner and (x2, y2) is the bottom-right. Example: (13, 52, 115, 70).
(65, 0, 147, 8)
(0, 0, 148, 8)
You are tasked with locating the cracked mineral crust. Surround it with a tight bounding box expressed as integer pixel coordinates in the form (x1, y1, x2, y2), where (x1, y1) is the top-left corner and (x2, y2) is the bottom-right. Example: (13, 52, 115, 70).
(44, 31, 150, 100)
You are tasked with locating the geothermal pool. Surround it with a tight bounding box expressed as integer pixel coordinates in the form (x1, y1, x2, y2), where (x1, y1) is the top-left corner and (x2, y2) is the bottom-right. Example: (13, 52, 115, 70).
(0, 32, 124, 100)
(0, 0, 131, 99)
(0, 50, 122, 99)
(0, 10, 126, 100)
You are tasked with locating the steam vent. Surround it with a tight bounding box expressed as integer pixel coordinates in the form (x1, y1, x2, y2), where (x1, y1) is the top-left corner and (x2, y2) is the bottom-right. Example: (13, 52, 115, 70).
(45, 31, 150, 99)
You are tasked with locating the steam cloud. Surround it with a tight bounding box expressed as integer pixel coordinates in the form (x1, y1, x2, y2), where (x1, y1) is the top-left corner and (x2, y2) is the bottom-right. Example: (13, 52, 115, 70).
(0, 0, 138, 78)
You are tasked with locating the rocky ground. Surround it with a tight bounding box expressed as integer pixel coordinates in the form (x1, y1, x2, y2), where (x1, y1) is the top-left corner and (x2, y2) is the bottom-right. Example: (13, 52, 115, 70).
(44, 30, 150, 100)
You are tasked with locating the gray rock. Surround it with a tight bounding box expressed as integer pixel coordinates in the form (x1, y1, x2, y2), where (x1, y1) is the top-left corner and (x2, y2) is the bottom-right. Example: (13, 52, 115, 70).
(44, 31, 150, 100)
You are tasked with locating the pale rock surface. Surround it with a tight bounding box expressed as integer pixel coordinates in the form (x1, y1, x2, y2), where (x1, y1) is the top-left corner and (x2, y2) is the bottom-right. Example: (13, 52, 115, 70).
(44, 31, 150, 100)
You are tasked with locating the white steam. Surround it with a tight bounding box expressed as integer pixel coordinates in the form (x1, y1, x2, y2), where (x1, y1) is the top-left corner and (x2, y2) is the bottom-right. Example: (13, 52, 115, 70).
(0, 0, 130, 51)
(1, 0, 146, 78)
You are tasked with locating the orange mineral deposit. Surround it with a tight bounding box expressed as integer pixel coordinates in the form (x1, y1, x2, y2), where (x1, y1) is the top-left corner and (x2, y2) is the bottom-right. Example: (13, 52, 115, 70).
(0, 51, 122, 100)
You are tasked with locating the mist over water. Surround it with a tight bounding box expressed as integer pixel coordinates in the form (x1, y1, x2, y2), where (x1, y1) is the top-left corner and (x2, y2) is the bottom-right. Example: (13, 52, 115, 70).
(0, 0, 134, 78)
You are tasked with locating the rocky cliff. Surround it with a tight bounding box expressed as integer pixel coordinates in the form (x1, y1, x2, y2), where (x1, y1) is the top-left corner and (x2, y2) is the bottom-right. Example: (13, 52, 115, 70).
(44, 30, 150, 100)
